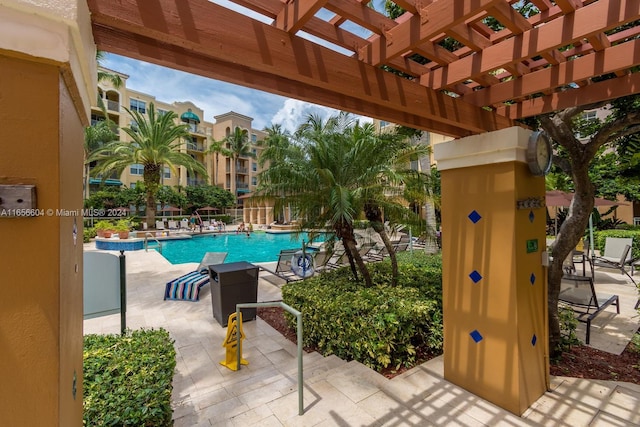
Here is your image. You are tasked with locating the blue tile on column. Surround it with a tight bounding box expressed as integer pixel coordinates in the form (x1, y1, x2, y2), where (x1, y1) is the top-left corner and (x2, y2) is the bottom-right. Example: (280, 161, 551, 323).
(531, 334, 537, 347)
(469, 270, 483, 283)
(468, 210, 482, 224)
(529, 210, 535, 223)
(470, 330, 483, 343)
(530, 273, 536, 285)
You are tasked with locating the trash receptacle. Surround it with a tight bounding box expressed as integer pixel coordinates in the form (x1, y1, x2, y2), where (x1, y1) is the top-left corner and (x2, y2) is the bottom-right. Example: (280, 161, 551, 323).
(209, 261, 259, 326)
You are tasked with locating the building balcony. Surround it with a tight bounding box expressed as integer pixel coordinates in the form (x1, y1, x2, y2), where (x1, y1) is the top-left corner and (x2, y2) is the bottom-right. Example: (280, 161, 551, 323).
(106, 99, 120, 112)
(186, 143, 205, 152)
(236, 182, 249, 189)
(236, 167, 248, 174)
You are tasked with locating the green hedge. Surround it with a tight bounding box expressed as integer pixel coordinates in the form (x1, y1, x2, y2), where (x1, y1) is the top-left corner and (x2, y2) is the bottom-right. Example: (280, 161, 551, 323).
(592, 229, 640, 260)
(83, 329, 176, 426)
(282, 252, 443, 371)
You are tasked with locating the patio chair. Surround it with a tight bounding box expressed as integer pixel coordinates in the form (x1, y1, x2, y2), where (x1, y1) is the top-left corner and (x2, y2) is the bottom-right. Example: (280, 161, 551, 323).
(167, 220, 178, 230)
(155, 220, 166, 230)
(260, 249, 301, 283)
(592, 237, 635, 284)
(164, 252, 228, 301)
(558, 275, 620, 344)
(180, 218, 189, 230)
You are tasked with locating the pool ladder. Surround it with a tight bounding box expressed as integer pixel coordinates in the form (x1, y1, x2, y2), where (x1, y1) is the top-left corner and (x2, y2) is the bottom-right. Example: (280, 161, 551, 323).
(144, 232, 162, 253)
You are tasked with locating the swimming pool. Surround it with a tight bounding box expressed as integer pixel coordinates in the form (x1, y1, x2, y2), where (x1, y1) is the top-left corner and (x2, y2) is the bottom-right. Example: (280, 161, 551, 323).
(157, 232, 328, 264)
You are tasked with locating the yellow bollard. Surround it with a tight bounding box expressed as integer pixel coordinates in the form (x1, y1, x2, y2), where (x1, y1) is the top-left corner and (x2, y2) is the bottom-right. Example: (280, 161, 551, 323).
(220, 312, 248, 371)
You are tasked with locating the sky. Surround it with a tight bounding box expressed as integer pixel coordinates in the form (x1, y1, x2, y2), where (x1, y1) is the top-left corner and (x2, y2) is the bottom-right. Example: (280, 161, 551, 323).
(102, 0, 387, 133)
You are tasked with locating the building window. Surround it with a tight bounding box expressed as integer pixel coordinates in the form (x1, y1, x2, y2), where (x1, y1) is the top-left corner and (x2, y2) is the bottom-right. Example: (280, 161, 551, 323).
(130, 164, 144, 175)
(130, 120, 139, 132)
(251, 177, 257, 186)
(251, 133, 257, 143)
(252, 162, 257, 172)
(164, 167, 171, 179)
(130, 99, 146, 114)
(130, 182, 137, 188)
(157, 108, 168, 116)
(583, 111, 597, 121)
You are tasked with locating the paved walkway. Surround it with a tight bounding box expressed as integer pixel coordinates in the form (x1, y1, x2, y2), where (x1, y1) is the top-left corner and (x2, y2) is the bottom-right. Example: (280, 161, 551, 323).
(83, 245, 640, 426)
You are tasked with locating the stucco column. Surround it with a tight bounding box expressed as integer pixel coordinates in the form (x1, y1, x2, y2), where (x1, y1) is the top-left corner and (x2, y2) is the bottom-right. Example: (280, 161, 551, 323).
(0, 1, 95, 426)
(433, 127, 548, 415)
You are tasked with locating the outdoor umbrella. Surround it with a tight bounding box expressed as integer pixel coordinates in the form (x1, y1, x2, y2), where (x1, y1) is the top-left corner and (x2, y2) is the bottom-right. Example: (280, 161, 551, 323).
(160, 206, 183, 217)
(197, 206, 219, 220)
(545, 190, 626, 258)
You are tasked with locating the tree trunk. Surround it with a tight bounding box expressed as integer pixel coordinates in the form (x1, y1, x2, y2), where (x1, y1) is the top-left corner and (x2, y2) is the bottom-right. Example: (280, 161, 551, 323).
(144, 164, 161, 227)
(365, 203, 399, 287)
(343, 233, 373, 287)
(541, 115, 596, 356)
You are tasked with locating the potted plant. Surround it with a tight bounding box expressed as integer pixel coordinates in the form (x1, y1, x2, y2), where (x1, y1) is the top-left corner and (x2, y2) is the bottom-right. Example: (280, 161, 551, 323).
(94, 220, 114, 238)
(114, 219, 131, 239)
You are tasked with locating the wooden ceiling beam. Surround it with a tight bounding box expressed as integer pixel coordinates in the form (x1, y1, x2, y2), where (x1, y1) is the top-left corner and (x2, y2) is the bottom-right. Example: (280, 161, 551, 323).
(324, 0, 395, 35)
(464, 38, 640, 107)
(445, 22, 492, 51)
(360, 0, 503, 66)
(425, 0, 640, 90)
(391, 0, 418, 14)
(92, 24, 472, 137)
(488, 2, 532, 35)
(227, 0, 281, 18)
(275, 0, 329, 34)
(498, 71, 640, 119)
(88, 0, 512, 135)
(302, 16, 367, 52)
(554, 0, 583, 14)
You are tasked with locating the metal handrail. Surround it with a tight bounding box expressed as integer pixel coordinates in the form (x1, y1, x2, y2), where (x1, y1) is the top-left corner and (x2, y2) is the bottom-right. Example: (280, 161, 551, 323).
(235, 302, 304, 415)
(144, 232, 162, 253)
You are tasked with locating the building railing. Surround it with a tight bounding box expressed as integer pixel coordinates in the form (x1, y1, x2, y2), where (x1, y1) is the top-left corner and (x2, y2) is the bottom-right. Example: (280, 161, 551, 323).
(236, 182, 249, 189)
(106, 99, 120, 112)
(187, 179, 206, 186)
(186, 143, 205, 152)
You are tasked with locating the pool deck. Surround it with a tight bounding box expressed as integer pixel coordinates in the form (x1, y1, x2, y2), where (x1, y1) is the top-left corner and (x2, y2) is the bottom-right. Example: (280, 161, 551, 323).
(83, 242, 640, 426)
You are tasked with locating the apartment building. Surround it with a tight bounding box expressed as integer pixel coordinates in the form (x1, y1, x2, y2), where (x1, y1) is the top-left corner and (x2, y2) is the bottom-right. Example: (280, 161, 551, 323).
(90, 67, 265, 206)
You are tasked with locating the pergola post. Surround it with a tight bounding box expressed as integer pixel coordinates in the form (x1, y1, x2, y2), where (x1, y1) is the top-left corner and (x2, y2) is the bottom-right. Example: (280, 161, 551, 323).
(434, 127, 548, 415)
(0, 1, 95, 425)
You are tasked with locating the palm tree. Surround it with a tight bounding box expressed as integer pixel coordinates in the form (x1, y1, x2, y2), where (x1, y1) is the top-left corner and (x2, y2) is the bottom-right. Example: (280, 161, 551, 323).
(226, 126, 256, 199)
(207, 137, 232, 187)
(96, 51, 123, 88)
(352, 123, 432, 286)
(258, 124, 303, 222)
(89, 102, 208, 225)
(84, 110, 118, 199)
(258, 113, 363, 285)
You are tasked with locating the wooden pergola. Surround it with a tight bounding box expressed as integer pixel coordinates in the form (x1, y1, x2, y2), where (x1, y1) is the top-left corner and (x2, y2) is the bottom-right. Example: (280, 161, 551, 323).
(88, 0, 640, 138)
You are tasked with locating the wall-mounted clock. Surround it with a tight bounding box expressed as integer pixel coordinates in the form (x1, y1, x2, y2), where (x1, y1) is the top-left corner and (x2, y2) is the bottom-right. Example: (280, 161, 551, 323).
(526, 131, 553, 176)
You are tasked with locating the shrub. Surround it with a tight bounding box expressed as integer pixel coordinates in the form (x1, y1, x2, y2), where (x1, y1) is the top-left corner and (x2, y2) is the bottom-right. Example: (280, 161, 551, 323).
(556, 305, 581, 354)
(282, 252, 443, 371)
(84, 227, 97, 243)
(83, 329, 176, 426)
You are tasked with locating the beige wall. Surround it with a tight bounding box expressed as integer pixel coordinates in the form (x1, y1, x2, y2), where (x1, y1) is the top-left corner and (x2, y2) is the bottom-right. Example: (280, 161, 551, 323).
(0, 55, 84, 426)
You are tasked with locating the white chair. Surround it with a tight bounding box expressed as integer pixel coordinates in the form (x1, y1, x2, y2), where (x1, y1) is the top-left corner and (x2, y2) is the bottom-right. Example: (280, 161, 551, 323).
(167, 220, 178, 229)
(155, 220, 165, 230)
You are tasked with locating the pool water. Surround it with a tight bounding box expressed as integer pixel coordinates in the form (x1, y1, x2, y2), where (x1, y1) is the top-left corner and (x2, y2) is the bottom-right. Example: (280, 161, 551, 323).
(158, 232, 327, 265)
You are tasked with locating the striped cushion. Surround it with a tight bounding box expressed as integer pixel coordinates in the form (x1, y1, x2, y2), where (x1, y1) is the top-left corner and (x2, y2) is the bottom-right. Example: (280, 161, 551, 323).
(164, 271, 210, 302)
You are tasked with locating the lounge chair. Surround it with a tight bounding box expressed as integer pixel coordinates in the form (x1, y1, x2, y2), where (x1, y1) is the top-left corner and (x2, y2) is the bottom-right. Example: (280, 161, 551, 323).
(180, 218, 189, 230)
(559, 275, 620, 344)
(155, 220, 166, 230)
(592, 237, 635, 283)
(260, 249, 301, 283)
(164, 252, 228, 301)
(167, 220, 178, 230)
